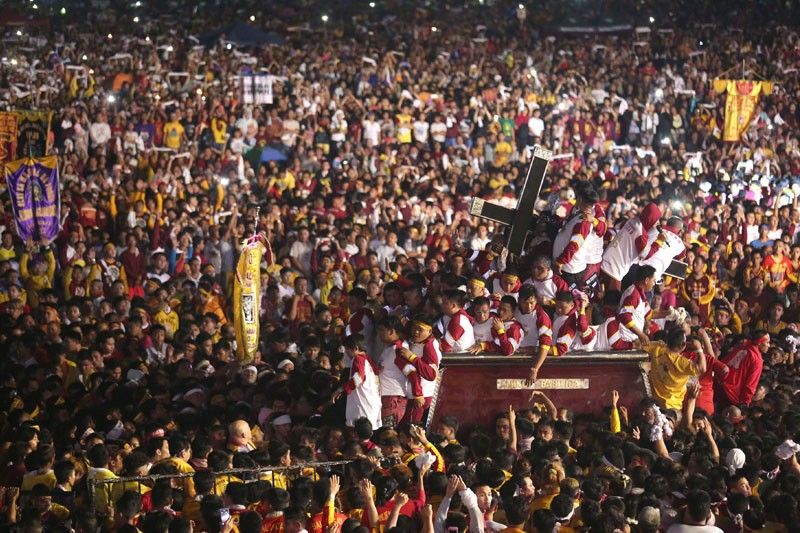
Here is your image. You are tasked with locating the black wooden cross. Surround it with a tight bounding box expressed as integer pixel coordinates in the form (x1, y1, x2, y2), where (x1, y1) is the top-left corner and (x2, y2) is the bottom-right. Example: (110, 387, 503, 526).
(469, 145, 552, 256)
(469, 144, 689, 280)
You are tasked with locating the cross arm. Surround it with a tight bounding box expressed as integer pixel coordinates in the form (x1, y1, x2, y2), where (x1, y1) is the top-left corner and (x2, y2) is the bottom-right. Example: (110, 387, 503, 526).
(469, 198, 516, 227)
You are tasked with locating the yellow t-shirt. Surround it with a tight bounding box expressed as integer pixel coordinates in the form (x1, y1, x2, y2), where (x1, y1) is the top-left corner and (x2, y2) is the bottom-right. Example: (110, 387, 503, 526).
(87, 467, 119, 515)
(495, 141, 513, 166)
(211, 118, 228, 144)
(213, 475, 243, 496)
(163, 121, 185, 150)
(0, 246, 16, 262)
(644, 341, 697, 410)
(21, 469, 57, 491)
(161, 457, 196, 497)
(396, 114, 413, 144)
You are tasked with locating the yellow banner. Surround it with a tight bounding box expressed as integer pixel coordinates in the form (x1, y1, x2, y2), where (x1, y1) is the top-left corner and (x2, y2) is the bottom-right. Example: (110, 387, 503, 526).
(0, 112, 18, 168)
(713, 79, 773, 142)
(234, 239, 264, 362)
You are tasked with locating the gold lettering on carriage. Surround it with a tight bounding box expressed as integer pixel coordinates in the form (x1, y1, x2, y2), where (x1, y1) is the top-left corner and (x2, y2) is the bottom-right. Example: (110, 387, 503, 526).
(496, 378, 589, 390)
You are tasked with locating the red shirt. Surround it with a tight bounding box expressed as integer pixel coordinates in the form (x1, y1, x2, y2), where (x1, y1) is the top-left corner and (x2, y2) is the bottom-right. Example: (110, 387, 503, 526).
(719, 343, 764, 406)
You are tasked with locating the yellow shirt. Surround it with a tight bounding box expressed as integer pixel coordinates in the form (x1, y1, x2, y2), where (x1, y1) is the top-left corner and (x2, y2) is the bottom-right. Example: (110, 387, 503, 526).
(20, 250, 56, 308)
(211, 118, 228, 144)
(0, 246, 16, 262)
(644, 341, 697, 410)
(213, 475, 243, 496)
(161, 457, 196, 497)
(396, 114, 413, 143)
(154, 308, 180, 339)
(495, 141, 513, 166)
(163, 121, 185, 150)
(261, 471, 288, 490)
(21, 469, 56, 491)
(87, 467, 118, 515)
(268, 171, 296, 192)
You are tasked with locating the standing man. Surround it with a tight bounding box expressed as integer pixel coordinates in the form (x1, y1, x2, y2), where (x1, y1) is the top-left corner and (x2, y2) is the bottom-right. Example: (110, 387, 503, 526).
(336, 334, 382, 430)
(401, 317, 441, 424)
(643, 328, 706, 411)
(375, 317, 418, 428)
(716, 331, 767, 409)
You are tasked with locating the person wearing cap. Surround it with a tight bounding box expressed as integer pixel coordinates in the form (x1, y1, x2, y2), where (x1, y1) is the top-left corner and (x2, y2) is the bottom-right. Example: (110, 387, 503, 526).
(601, 202, 662, 291)
(636, 215, 686, 286)
(716, 330, 768, 409)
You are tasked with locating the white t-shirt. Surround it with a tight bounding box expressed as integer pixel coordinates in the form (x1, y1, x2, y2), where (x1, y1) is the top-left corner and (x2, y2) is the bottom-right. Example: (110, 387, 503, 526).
(527, 116, 545, 138)
(413, 120, 430, 143)
(430, 121, 447, 143)
(289, 241, 313, 273)
(362, 120, 381, 147)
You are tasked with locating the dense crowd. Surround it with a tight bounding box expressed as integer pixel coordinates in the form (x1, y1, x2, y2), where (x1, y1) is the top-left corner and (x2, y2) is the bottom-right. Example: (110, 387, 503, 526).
(2, 0, 800, 531)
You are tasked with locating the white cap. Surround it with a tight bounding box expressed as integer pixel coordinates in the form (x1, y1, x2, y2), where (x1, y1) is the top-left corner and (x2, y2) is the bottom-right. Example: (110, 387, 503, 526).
(726, 448, 746, 474)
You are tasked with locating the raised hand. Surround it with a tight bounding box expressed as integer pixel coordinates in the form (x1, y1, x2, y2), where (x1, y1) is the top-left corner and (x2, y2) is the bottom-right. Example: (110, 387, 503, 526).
(393, 492, 410, 509)
(360, 479, 374, 500)
(329, 474, 341, 499)
(446, 475, 459, 497)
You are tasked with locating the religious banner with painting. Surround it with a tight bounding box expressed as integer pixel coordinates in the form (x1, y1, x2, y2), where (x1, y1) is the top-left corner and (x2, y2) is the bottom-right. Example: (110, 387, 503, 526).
(15, 110, 53, 159)
(233, 235, 272, 362)
(4, 156, 61, 243)
(712, 79, 774, 142)
(0, 112, 18, 170)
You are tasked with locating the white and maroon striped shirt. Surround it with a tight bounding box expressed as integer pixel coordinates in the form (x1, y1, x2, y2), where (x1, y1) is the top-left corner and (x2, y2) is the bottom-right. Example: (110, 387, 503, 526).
(515, 306, 553, 350)
(440, 309, 475, 353)
(407, 337, 442, 398)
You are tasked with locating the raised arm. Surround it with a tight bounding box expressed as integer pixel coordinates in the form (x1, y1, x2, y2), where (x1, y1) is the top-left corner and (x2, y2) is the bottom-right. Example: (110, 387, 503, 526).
(529, 390, 558, 420)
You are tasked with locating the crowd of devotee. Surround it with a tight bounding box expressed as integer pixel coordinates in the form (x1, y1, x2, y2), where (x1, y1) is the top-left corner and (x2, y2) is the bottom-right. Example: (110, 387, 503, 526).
(1, 0, 800, 531)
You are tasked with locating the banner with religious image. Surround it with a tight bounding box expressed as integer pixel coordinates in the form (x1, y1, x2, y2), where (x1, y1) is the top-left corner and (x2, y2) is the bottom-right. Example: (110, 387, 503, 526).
(234, 237, 266, 362)
(4, 155, 61, 243)
(0, 112, 18, 169)
(713, 79, 774, 142)
(15, 110, 53, 158)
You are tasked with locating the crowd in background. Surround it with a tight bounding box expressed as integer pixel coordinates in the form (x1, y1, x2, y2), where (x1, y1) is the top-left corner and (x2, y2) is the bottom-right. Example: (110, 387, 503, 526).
(2, 0, 800, 531)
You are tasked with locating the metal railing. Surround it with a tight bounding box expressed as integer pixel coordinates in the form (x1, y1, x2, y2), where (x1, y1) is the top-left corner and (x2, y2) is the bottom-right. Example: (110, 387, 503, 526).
(89, 460, 351, 515)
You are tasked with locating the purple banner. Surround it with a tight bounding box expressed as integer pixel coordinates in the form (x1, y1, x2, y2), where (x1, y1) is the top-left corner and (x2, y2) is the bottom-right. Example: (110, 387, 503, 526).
(4, 155, 61, 243)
